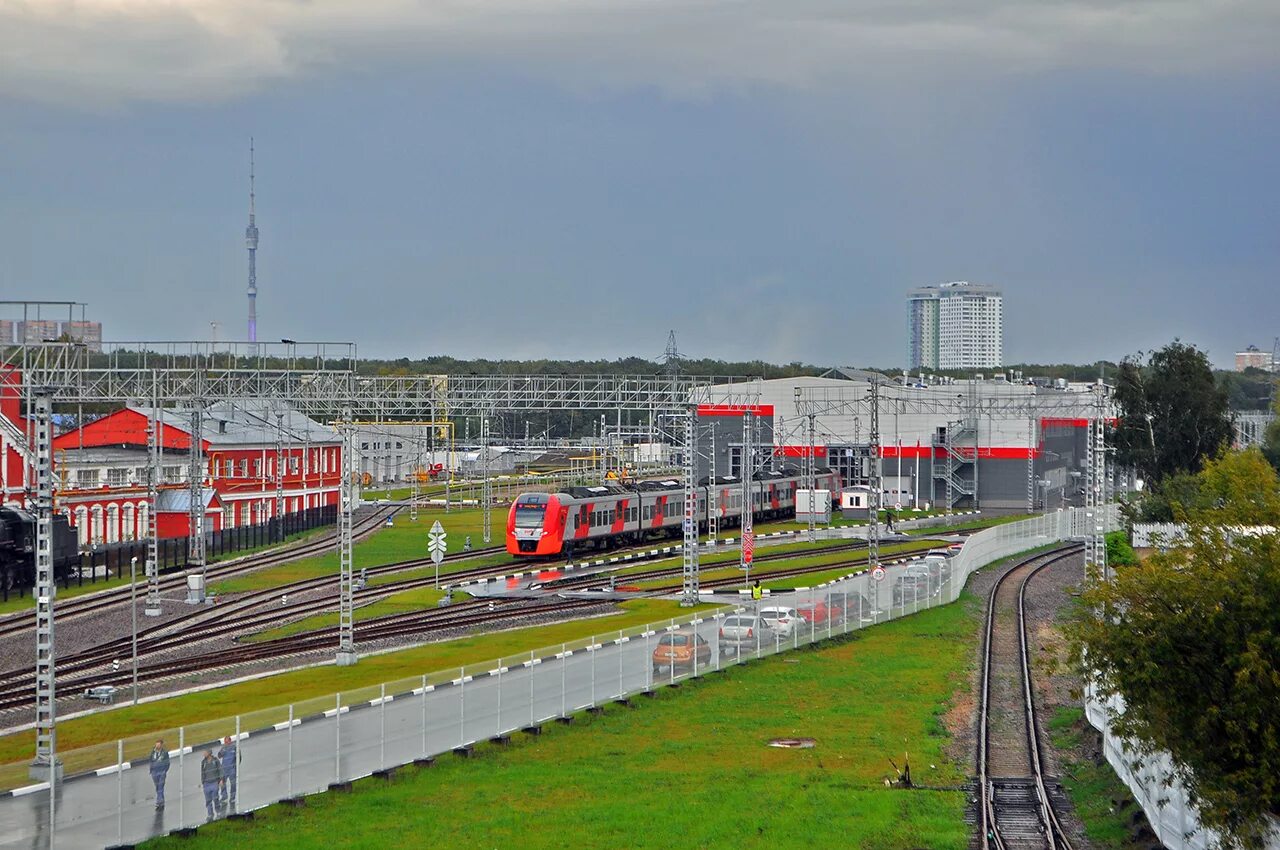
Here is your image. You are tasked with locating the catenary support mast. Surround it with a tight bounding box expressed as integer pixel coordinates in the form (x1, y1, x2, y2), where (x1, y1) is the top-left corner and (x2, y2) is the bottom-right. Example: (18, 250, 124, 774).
(680, 407, 700, 606)
(30, 391, 59, 781)
(336, 407, 357, 666)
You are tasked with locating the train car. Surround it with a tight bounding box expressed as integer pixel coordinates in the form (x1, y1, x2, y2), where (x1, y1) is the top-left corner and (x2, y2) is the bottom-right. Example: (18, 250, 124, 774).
(0, 507, 80, 596)
(506, 467, 843, 558)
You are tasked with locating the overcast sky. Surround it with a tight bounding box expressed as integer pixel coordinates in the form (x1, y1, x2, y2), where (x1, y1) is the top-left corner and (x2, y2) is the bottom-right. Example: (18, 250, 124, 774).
(2, 1, 1277, 368)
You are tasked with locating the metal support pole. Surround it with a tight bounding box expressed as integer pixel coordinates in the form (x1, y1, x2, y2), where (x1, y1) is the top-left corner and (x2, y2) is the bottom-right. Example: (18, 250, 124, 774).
(707, 424, 718, 543)
(1026, 411, 1036, 514)
(1085, 385, 1109, 582)
(334, 693, 341, 782)
(411, 428, 421, 522)
(30, 389, 61, 782)
(336, 408, 357, 666)
(680, 408, 700, 606)
(807, 411, 817, 543)
(186, 400, 207, 604)
(740, 410, 753, 585)
(143, 373, 162, 616)
(868, 380, 882, 575)
(275, 411, 285, 542)
(481, 416, 492, 545)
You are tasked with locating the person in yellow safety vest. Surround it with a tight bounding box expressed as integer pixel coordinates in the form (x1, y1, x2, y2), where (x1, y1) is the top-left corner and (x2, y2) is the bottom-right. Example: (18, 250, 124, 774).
(751, 580, 763, 602)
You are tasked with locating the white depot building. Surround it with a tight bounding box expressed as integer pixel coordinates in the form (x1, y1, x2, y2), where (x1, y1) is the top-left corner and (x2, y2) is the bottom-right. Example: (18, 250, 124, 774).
(700, 373, 1107, 512)
(908, 281, 1004, 370)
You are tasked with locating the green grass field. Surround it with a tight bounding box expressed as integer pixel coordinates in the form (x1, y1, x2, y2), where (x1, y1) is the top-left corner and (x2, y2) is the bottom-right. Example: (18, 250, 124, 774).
(146, 595, 981, 850)
(209, 507, 497, 594)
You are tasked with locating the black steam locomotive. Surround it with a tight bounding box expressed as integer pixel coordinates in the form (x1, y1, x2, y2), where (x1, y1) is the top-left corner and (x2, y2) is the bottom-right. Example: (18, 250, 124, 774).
(0, 506, 79, 596)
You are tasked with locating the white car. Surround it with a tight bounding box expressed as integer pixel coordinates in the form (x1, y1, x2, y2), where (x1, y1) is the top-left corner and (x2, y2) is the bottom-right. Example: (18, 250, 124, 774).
(758, 606, 803, 639)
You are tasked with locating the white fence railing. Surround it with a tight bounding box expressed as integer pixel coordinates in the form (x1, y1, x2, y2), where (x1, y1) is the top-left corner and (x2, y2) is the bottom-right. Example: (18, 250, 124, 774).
(0, 506, 1116, 850)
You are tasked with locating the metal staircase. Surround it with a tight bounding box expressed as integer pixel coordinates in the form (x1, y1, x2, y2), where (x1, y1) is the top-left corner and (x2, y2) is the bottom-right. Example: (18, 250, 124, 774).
(932, 420, 976, 509)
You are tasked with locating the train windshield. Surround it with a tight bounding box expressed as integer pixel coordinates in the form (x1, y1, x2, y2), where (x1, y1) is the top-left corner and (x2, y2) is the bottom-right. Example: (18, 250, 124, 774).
(514, 504, 547, 528)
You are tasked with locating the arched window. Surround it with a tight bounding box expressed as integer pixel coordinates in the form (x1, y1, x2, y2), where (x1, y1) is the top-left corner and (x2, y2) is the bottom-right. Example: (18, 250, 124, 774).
(75, 506, 89, 546)
(138, 502, 150, 539)
(90, 505, 104, 545)
(107, 504, 120, 544)
(122, 503, 135, 542)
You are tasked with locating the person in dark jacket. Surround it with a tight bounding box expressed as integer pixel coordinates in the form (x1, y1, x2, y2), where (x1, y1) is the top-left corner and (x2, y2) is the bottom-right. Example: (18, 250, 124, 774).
(200, 750, 221, 821)
(218, 736, 238, 809)
(148, 740, 170, 810)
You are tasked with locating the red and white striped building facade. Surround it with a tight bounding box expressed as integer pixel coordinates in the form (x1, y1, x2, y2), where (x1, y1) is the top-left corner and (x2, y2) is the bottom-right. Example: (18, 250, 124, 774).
(1, 394, 342, 546)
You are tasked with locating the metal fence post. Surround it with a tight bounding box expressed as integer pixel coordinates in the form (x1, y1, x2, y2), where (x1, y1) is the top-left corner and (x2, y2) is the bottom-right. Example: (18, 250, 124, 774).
(235, 714, 241, 812)
(287, 704, 294, 800)
(617, 630, 625, 695)
(379, 682, 386, 769)
(178, 726, 185, 828)
(116, 738, 123, 847)
(334, 693, 341, 784)
(560, 644, 567, 717)
(496, 664, 503, 736)
(421, 674, 428, 758)
(529, 651, 536, 727)
(645, 629, 653, 691)
(590, 635, 597, 706)
(458, 667, 465, 747)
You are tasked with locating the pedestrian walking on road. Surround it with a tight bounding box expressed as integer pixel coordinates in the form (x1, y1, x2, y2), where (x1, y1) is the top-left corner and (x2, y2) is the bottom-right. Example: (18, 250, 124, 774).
(148, 740, 170, 810)
(218, 736, 238, 810)
(200, 750, 221, 821)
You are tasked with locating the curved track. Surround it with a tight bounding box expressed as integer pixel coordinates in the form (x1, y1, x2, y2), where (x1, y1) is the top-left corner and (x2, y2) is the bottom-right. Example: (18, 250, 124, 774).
(978, 545, 1081, 850)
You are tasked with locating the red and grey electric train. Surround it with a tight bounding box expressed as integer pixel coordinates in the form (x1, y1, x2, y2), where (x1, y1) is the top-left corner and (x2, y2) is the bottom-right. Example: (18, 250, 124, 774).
(506, 467, 842, 558)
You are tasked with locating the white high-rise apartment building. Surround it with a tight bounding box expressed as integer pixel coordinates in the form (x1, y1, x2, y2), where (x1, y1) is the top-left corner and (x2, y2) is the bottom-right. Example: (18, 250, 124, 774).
(907, 282, 1003, 370)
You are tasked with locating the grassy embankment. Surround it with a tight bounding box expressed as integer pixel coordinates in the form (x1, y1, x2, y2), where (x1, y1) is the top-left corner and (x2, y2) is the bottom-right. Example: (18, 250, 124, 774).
(1049, 708, 1146, 848)
(0, 598, 715, 786)
(146, 594, 982, 850)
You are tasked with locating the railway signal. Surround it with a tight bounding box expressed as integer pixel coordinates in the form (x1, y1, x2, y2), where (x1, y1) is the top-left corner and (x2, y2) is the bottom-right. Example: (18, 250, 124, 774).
(428, 520, 447, 588)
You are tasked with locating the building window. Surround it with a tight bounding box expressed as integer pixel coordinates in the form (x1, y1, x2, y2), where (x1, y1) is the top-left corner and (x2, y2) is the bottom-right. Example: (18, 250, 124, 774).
(238, 459, 249, 478)
(77, 469, 101, 489)
(163, 465, 181, 483)
(122, 503, 135, 541)
(253, 458, 262, 478)
(107, 468, 128, 487)
(134, 467, 147, 483)
(90, 505, 104, 544)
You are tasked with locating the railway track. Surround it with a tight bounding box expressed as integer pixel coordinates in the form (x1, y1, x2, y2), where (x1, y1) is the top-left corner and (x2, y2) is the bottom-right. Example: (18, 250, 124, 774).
(0, 505, 400, 639)
(0, 597, 607, 712)
(977, 545, 1081, 850)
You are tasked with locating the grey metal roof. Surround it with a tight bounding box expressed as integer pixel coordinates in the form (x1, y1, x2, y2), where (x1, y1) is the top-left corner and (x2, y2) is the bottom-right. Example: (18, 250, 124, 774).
(154, 488, 218, 512)
(127, 399, 338, 447)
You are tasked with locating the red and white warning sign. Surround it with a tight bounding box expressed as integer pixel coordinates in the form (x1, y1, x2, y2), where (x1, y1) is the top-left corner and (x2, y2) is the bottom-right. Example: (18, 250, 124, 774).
(743, 529, 754, 564)
(872, 566, 886, 582)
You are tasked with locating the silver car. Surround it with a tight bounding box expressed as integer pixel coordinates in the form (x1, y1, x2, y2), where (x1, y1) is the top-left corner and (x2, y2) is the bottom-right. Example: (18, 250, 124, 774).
(717, 614, 773, 656)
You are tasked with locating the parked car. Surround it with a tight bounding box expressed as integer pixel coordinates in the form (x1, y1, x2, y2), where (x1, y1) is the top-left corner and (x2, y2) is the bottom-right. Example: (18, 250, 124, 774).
(796, 598, 838, 626)
(652, 630, 712, 674)
(717, 615, 773, 657)
(758, 606, 803, 639)
(893, 570, 933, 605)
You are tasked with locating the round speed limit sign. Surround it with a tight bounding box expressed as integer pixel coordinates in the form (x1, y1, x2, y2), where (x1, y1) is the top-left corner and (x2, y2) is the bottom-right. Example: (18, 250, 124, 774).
(872, 566, 886, 582)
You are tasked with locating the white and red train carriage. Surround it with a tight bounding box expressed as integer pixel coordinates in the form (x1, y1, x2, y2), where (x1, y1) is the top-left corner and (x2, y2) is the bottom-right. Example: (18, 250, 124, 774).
(506, 467, 842, 558)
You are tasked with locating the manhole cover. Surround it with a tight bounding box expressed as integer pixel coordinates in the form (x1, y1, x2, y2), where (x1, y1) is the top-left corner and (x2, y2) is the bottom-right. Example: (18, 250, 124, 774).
(768, 738, 816, 749)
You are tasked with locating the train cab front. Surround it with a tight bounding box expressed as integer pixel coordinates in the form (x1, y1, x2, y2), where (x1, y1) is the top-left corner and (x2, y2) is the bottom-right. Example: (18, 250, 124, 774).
(506, 493, 566, 557)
